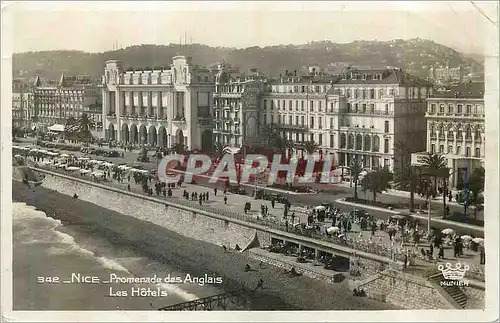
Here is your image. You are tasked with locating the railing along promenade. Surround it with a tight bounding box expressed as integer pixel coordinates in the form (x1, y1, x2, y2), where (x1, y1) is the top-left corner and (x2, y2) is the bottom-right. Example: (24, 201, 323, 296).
(30, 165, 407, 264)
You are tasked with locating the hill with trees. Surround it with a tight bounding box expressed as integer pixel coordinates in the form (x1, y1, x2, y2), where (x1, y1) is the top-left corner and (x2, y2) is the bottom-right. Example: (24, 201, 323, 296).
(13, 38, 483, 81)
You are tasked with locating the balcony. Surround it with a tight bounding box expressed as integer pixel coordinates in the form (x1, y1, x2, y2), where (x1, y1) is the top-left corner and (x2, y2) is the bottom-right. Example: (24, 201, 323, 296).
(340, 126, 375, 132)
(213, 92, 242, 99)
(335, 109, 393, 116)
(272, 123, 309, 132)
(172, 116, 186, 124)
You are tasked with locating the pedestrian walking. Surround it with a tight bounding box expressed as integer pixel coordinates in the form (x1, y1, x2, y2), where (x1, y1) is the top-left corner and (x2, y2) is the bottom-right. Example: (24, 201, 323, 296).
(479, 245, 486, 264)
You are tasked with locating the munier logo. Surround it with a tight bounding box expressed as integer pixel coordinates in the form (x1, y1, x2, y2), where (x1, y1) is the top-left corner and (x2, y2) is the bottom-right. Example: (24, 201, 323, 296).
(438, 263, 470, 287)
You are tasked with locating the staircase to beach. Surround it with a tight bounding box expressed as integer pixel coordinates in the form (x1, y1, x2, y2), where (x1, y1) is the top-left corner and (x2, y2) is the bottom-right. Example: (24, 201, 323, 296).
(427, 272, 468, 309)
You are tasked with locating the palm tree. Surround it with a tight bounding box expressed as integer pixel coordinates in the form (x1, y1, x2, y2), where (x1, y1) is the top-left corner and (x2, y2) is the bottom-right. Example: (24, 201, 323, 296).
(260, 123, 291, 154)
(360, 167, 393, 203)
(64, 117, 78, 141)
(261, 124, 280, 145)
(349, 157, 364, 201)
(213, 142, 227, 159)
(393, 166, 426, 213)
(468, 166, 485, 219)
(76, 113, 94, 146)
(421, 152, 449, 215)
(394, 140, 411, 174)
(303, 140, 319, 155)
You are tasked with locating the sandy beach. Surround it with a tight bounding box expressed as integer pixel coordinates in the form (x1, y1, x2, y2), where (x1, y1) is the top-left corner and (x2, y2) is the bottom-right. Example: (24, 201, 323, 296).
(12, 180, 395, 310)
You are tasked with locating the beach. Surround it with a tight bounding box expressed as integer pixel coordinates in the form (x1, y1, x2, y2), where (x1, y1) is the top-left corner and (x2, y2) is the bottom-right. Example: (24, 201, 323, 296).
(12, 180, 395, 310)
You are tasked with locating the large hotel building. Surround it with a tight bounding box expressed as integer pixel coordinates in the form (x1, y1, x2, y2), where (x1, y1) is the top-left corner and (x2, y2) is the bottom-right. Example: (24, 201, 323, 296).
(260, 67, 433, 171)
(100, 57, 215, 150)
(32, 74, 98, 131)
(101, 58, 433, 171)
(12, 79, 33, 130)
(213, 63, 266, 147)
(412, 82, 485, 189)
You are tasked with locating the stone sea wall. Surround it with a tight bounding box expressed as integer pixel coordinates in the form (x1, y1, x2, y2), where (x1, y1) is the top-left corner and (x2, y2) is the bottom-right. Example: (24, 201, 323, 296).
(462, 285, 485, 309)
(39, 172, 271, 249)
(359, 270, 451, 310)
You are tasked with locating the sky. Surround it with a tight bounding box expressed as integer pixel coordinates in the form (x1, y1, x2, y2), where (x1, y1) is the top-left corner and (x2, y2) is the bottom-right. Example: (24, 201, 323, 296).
(3, 1, 498, 55)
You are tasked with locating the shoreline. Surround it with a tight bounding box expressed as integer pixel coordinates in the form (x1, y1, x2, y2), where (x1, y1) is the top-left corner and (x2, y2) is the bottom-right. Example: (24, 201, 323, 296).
(12, 180, 395, 310)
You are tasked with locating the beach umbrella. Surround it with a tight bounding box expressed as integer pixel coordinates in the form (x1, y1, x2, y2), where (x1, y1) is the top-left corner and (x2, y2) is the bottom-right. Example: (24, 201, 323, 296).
(472, 238, 484, 244)
(60, 153, 69, 158)
(461, 235, 473, 241)
(327, 226, 340, 234)
(315, 206, 326, 211)
(441, 228, 455, 235)
(14, 154, 22, 158)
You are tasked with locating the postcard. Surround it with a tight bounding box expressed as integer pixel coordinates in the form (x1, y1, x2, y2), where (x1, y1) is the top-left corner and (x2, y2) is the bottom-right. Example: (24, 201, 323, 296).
(1, 1, 498, 322)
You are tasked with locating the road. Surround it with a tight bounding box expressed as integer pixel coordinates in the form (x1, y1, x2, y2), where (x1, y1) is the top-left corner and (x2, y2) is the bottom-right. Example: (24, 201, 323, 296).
(17, 137, 483, 235)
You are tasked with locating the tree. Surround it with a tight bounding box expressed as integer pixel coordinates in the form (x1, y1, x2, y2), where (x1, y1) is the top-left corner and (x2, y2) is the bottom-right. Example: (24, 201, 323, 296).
(421, 153, 448, 193)
(421, 152, 449, 215)
(468, 166, 485, 219)
(260, 123, 292, 154)
(360, 167, 393, 203)
(349, 157, 364, 201)
(76, 113, 94, 145)
(394, 140, 411, 174)
(303, 140, 319, 155)
(64, 117, 78, 141)
(172, 143, 185, 154)
(213, 142, 227, 159)
(64, 114, 94, 145)
(393, 166, 425, 213)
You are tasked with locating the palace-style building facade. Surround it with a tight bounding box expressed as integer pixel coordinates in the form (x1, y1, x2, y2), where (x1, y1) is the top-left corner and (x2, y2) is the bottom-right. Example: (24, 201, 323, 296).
(412, 82, 485, 189)
(100, 57, 215, 150)
(260, 67, 433, 171)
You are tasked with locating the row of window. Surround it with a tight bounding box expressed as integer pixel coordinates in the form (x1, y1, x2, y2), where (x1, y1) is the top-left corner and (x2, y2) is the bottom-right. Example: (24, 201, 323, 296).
(263, 114, 391, 133)
(270, 85, 397, 99)
(216, 134, 241, 146)
(262, 99, 392, 115)
(429, 103, 483, 115)
(337, 153, 389, 168)
(429, 126, 482, 140)
(215, 85, 243, 93)
(431, 144, 481, 157)
(339, 134, 390, 153)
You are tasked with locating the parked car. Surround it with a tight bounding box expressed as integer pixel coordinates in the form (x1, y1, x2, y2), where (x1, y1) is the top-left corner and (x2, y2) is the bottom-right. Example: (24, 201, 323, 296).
(104, 150, 120, 157)
(349, 209, 370, 219)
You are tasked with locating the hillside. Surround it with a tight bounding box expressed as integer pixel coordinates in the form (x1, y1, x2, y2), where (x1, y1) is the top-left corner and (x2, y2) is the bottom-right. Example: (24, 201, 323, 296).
(13, 38, 483, 81)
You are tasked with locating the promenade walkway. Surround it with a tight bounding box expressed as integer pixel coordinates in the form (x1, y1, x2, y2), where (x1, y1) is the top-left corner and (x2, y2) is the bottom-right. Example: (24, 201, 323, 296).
(18, 138, 481, 216)
(18, 139, 484, 232)
(30, 160, 485, 280)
